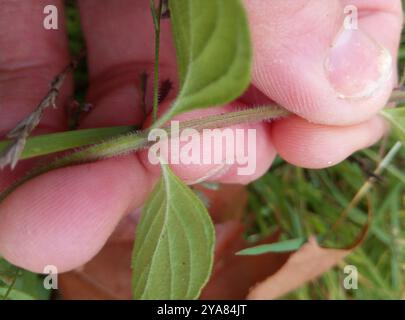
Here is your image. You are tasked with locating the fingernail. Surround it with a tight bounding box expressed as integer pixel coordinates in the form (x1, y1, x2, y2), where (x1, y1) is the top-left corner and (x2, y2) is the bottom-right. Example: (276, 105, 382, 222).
(325, 28, 392, 100)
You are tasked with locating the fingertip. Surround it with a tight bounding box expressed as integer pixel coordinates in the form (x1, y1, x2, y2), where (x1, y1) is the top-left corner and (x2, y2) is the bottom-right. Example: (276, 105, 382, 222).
(0, 156, 155, 273)
(271, 115, 386, 169)
(246, 0, 400, 125)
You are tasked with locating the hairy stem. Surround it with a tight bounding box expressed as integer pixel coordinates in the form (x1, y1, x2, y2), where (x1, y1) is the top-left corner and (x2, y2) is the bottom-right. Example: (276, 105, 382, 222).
(150, 0, 163, 122)
(0, 105, 289, 201)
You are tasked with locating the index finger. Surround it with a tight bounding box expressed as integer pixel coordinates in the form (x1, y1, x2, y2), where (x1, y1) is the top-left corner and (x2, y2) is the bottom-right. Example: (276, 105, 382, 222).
(0, 0, 72, 190)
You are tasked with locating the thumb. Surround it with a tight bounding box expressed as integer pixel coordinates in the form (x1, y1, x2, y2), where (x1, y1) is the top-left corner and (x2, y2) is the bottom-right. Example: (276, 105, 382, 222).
(245, 0, 402, 125)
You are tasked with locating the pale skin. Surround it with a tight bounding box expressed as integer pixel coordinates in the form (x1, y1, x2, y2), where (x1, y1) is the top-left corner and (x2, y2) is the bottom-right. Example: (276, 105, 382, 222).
(0, 0, 402, 274)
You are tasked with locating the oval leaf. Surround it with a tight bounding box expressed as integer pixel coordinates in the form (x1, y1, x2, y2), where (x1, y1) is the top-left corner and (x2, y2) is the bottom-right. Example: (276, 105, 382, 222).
(131, 164, 215, 300)
(168, 0, 252, 116)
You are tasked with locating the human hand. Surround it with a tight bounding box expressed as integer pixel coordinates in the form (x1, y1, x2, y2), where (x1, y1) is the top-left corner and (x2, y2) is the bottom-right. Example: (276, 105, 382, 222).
(0, 0, 401, 274)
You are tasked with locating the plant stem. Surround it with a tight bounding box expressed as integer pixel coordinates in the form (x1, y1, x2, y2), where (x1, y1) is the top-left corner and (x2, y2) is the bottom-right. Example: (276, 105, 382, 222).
(2, 85, 405, 170)
(0, 51, 85, 170)
(329, 141, 402, 233)
(0, 105, 289, 202)
(2, 273, 18, 300)
(140, 72, 149, 117)
(150, 0, 163, 122)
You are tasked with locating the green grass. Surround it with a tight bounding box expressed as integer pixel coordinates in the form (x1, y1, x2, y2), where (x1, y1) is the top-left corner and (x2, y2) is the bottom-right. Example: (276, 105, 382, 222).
(246, 144, 405, 299)
(244, 2, 405, 297)
(249, 1, 405, 300)
(238, 2, 405, 300)
(1, 1, 405, 300)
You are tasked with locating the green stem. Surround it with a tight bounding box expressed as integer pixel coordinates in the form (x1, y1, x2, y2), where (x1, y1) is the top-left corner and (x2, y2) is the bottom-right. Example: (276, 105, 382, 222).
(2, 273, 18, 300)
(150, 0, 163, 122)
(2, 86, 405, 200)
(2, 89, 405, 164)
(0, 105, 289, 201)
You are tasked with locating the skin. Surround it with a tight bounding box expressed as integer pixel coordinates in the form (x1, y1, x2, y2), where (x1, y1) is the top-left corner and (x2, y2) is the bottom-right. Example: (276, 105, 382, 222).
(0, 0, 402, 273)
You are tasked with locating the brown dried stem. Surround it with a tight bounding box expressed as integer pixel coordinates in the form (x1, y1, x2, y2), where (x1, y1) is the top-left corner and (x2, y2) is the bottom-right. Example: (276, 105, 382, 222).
(0, 51, 84, 170)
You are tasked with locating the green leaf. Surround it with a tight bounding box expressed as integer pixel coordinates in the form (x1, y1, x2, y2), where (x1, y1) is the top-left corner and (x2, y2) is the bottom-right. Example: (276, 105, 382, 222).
(0, 258, 51, 300)
(0, 126, 133, 161)
(167, 0, 252, 117)
(236, 238, 306, 256)
(0, 287, 36, 300)
(131, 164, 215, 300)
(381, 107, 405, 144)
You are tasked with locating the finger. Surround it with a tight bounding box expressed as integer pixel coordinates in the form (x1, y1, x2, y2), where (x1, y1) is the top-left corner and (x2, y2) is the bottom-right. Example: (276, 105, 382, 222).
(0, 111, 275, 274)
(0, 0, 71, 134)
(245, 0, 402, 125)
(0, 0, 172, 273)
(0, 0, 72, 186)
(139, 103, 277, 186)
(78, 0, 276, 184)
(271, 115, 387, 169)
(0, 157, 156, 273)
(0, 1, 166, 272)
(78, 0, 178, 128)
